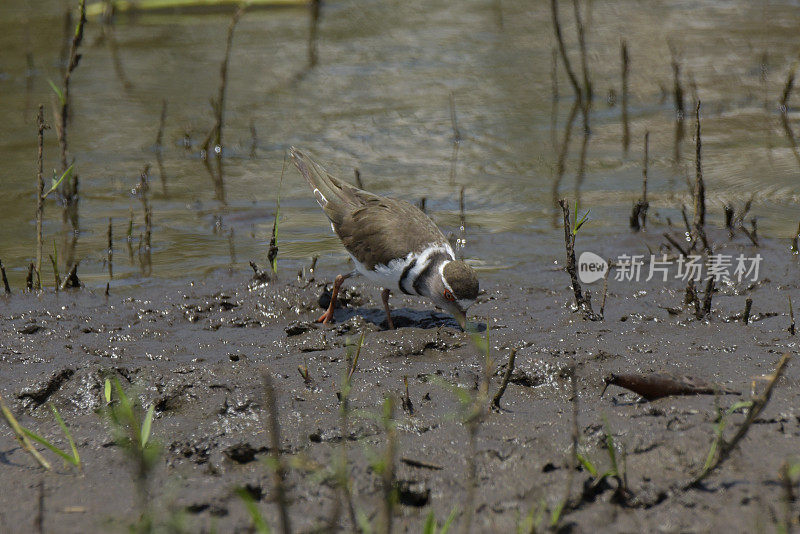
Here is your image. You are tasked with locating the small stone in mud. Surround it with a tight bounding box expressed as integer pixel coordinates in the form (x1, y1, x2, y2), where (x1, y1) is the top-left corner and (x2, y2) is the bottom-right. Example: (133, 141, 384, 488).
(19, 324, 43, 334)
(224, 442, 261, 464)
(286, 321, 315, 337)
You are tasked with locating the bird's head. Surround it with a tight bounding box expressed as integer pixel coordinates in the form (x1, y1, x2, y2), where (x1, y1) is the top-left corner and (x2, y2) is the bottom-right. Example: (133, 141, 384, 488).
(430, 260, 479, 328)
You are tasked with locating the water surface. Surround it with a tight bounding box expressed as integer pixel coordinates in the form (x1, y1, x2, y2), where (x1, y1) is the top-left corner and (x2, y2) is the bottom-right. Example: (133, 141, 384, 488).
(1, 0, 798, 290)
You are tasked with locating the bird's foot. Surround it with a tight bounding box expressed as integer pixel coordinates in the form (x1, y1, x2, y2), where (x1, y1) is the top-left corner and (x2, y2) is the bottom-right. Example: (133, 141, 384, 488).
(316, 309, 335, 324)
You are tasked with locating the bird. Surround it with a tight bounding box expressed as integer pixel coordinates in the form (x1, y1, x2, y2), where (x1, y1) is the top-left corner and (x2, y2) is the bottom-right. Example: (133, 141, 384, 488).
(289, 147, 479, 329)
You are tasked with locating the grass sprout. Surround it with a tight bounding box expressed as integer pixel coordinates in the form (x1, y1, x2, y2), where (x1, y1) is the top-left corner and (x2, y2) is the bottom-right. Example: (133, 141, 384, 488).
(22, 403, 81, 470)
(702, 400, 753, 472)
(46, 164, 73, 198)
(101, 377, 162, 530)
(268, 156, 286, 274)
(572, 200, 590, 234)
(422, 506, 457, 534)
(236, 487, 273, 533)
(48, 79, 66, 106)
(0, 395, 80, 471)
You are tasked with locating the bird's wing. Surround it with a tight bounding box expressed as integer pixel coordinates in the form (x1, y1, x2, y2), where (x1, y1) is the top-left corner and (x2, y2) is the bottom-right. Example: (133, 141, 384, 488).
(336, 196, 449, 270)
(290, 147, 449, 269)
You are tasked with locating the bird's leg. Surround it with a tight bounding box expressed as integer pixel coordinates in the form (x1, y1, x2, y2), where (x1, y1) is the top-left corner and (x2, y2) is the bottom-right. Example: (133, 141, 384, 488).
(381, 288, 395, 330)
(317, 273, 349, 324)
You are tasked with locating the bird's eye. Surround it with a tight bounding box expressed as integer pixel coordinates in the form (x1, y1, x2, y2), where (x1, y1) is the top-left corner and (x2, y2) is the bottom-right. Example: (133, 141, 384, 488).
(443, 290, 455, 302)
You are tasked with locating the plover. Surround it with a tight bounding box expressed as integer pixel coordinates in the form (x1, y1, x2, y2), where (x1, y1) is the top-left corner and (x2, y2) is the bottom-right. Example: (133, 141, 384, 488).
(290, 147, 479, 329)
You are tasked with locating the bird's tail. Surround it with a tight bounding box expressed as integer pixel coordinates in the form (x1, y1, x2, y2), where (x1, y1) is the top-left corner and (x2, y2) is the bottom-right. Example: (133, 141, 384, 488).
(289, 147, 357, 225)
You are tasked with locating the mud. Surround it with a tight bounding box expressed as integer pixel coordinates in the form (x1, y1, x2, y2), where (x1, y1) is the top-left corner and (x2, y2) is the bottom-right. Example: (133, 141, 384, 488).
(1, 231, 799, 533)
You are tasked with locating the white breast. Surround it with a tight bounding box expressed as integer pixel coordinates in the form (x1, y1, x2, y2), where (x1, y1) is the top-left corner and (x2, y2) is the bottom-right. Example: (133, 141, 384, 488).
(348, 243, 455, 294)
(349, 252, 414, 288)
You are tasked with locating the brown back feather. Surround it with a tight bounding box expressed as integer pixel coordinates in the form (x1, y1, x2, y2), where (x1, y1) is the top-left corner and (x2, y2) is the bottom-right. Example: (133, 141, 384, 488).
(291, 147, 448, 269)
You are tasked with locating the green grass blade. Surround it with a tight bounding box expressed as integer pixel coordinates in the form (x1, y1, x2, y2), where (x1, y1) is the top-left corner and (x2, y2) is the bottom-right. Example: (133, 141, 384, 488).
(112, 378, 137, 431)
(726, 400, 753, 415)
(702, 438, 718, 471)
(47, 79, 66, 106)
(104, 378, 112, 404)
(422, 510, 435, 534)
(235, 487, 272, 534)
(549, 500, 565, 527)
(439, 506, 458, 534)
(603, 417, 619, 476)
(429, 376, 472, 407)
(45, 164, 74, 198)
(141, 404, 155, 446)
(50, 403, 80, 468)
(356, 508, 374, 534)
(21, 427, 77, 466)
(576, 452, 598, 477)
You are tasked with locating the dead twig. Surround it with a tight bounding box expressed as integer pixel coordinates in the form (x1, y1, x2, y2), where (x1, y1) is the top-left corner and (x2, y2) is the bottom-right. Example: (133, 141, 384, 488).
(155, 100, 168, 193)
(60, 262, 81, 290)
(26, 263, 35, 291)
(491, 349, 517, 410)
(663, 233, 689, 258)
(692, 101, 705, 236)
(742, 297, 752, 325)
(630, 132, 649, 231)
(558, 199, 600, 320)
(137, 165, 152, 276)
(789, 295, 795, 336)
(688, 353, 791, 487)
(0, 259, 10, 293)
(621, 40, 629, 153)
(35, 105, 50, 288)
(107, 218, 113, 280)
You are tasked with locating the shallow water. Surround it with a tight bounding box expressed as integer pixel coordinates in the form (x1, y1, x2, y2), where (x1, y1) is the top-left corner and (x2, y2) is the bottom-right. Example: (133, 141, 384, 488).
(1, 0, 799, 290)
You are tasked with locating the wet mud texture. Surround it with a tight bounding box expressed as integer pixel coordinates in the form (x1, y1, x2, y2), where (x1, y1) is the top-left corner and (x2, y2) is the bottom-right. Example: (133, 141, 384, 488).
(1, 234, 799, 533)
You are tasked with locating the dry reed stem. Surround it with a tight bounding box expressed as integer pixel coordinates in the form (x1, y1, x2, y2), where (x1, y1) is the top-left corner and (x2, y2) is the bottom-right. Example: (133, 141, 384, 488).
(491, 349, 517, 410)
(107, 218, 113, 280)
(689, 353, 791, 487)
(693, 101, 705, 233)
(621, 40, 629, 152)
(742, 297, 752, 325)
(0, 394, 51, 470)
(0, 260, 10, 293)
(35, 105, 48, 287)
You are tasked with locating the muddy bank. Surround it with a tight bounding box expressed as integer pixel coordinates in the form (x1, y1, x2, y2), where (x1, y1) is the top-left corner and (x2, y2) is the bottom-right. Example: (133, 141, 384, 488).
(0, 232, 798, 533)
